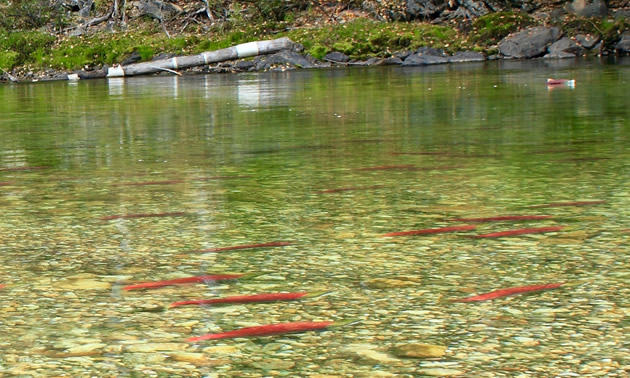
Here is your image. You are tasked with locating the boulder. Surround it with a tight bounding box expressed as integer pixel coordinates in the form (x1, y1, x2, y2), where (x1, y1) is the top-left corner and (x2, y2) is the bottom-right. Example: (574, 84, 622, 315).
(612, 9, 630, 21)
(417, 47, 447, 57)
(545, 37, 584, 58)
(448, 50, 486, 62)
(615, 32, 630, 55)
(391, 343, 447, 358)
(402, 54, 449, 66)
(393, 50, 414, 60)
(498, 27, 562, 59)
(455, 0, 493, 18)
(324, 51, 350, 63)
(253, 50, 319, 71)
(78, 0, 93, 18)
(406, 0, 447, 19)
(235, 60, 254, 71)
(565, 0, 608, 18)
(575, 34, 600, 49)
(132, 0, 183, 21)
(383, 56, 404, 65)
(364, 57, 386, 66)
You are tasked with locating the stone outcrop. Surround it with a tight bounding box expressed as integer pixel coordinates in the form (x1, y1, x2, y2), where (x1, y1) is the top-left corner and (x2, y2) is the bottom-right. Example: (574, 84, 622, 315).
(131, 0, 183, 21)
(324, 51, 351, 63)
(401, 47, 484, 65)
(545, 37, 584, 58)
(498, 26, 562, 59)
(615, 32, 630, 54)
(448, 50, 486, 62)
(250, 50, 321, 71)
(564, 0, 608, 18)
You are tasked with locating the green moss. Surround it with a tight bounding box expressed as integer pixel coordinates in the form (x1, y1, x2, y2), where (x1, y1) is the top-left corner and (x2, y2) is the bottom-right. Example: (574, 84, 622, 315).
(0, 50, 18, 70)
(559, 16, 630, 49)
(285, 18, 461, 59)
(307, 44, 329, 60)
(0, 30, 55, 68)
(332, 41, 355, 55)
(468, 11, 534, 47)
(134, 45, 155, 61)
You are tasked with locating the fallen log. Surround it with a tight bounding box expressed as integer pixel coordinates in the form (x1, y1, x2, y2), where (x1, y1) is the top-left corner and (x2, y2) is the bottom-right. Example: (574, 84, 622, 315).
(64, 37, 296, 81)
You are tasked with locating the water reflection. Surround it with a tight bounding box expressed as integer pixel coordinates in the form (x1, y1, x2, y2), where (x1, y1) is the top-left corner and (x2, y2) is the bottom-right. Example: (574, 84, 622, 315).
(107, 77, 125, 96)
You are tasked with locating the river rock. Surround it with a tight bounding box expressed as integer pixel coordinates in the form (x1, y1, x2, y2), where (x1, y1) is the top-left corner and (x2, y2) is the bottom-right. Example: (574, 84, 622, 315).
(132, 0, 183, 21)
(383, 56, 404, 65)
(406, 0, 447, 19)
(235, 60, 254, 71)
(122, 352, 168, 364)
(575, 34, 601, 49)
(417, 47, 448, 57)
(66, 343, 106, 355)
(419, 368, 465, 376)
(57, 277, 111, 290)
(168, 352, 228, 366)
(403, 54, 448, 66)
(545, 37, 584, 58)
(498, 27, 562, 59)
(245, 358, 295, 370)
(362, 278, 418, 289)
(447, 51, 486, 62)
(325, 51, 350, 63)
(78, 0, 93, 17)
(202, 345, 240, 354)
(124, 343, 189, 353)
(253, 50, 319, 70)
(613, 9, 630, 20)
(340, 344, 400, 365)
(615, 32, 630, 54)
(565, 0, 608, 17)
(454, 0, 494, 18)
(391, 343, 447, 358)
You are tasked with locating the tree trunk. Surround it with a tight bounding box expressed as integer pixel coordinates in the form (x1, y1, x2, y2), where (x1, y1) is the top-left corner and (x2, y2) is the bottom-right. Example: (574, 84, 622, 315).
(106, 37, 295, 77)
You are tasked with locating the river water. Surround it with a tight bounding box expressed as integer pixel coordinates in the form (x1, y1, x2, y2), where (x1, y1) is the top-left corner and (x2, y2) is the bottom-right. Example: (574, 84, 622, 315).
(0, 58, 629, 376)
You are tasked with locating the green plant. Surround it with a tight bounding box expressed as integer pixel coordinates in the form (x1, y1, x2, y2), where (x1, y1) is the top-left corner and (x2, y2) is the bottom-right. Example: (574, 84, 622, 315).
(242, 0, 310, 22)
(556, 15, 629, 51)
(134, 45, 155, 61)
(0, 30, 55, 68)
(0, 50, 18, 70)
(307, 44, 329, 60)
(0, 0, 67, 31)
(286, 18, 460, 59)
(468, 11, 534, 46)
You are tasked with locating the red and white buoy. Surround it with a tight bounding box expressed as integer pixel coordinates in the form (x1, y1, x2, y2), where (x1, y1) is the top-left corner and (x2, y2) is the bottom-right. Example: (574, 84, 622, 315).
(546, 78, 575, 88)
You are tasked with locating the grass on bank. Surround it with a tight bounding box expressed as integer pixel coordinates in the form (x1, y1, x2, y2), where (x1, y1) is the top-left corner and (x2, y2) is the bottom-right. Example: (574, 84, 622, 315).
(1, 10, 628, 74)
(0, 18, 468, 73)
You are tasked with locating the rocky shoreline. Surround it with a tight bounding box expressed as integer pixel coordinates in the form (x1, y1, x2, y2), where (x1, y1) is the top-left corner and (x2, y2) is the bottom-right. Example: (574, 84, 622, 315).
(1, 0, 630, 83)
(5, 23, 630, 84)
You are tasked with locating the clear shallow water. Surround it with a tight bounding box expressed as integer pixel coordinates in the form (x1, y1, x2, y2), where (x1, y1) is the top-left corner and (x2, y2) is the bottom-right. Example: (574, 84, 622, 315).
(0, 58, 629, 377)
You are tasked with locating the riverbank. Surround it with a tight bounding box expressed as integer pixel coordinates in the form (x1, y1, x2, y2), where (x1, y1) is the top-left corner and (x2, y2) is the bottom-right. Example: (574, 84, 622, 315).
(1, 1, 629, 83)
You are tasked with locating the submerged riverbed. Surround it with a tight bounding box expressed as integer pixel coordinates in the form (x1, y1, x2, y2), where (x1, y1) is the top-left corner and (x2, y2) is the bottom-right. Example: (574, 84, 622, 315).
(1, 58, 629, 377)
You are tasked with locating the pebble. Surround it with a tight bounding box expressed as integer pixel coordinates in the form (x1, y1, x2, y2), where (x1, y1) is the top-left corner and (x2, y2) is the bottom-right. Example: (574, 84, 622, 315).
(202, 345, 240, 354)
(168, 352, 228, 366)
(418, 368, 465, 376)
(390, 343, 447, 358)
(340, 344, 401, 364)
(124, 343, 189, 353)
(66, 343, 106, 355)
(122, 352, 168, 364)
(245, 358, 295, 370)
